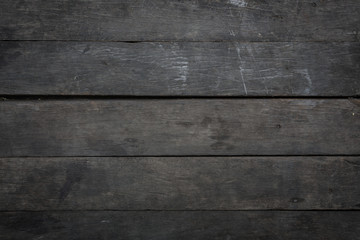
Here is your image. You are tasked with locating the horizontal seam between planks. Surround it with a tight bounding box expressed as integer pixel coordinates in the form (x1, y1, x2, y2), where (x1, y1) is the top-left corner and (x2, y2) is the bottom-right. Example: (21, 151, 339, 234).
(1, 96, 359, 100)
(0, 209, 360, 212)
(1, 155, 360, 158)
(1, 40, 359, 43)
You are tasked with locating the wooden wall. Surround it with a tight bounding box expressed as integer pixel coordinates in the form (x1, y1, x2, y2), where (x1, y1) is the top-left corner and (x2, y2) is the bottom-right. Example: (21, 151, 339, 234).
(0, 0, 359, 239)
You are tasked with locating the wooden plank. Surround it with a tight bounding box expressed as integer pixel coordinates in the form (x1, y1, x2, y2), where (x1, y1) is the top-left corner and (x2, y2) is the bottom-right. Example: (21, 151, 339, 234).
(1, 211, 360, 239)
(1, 0, 359, 41)
(1, 42, 359, 96)
(1, 157, 359, 210)
(0, 99, 359, 156)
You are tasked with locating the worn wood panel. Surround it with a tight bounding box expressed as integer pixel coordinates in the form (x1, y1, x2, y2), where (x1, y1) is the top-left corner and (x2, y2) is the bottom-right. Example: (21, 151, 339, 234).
(1, 42, 359, 96)
(1, 211, 360, 240)
(1, 157, 360, 210)
(0, 99, 359, 156)
(1, 0, 359, 41)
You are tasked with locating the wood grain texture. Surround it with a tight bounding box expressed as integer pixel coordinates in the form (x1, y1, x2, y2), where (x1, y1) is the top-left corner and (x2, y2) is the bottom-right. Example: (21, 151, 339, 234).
(1, 42, 359, 96)
(1, 157, 360, 210)
(1, 211, 360, 240)
(1, 0, 359, 41)
(0, 99, 359, 156)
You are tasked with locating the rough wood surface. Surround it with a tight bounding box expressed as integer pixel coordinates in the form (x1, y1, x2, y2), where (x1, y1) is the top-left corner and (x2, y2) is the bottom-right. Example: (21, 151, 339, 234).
(0, 99, 359, 156)
(1, 42, 359, 96)
(1, 0, 359, 41)
(1, 211, 360, 240)
(1, 157, 360, 210)
(1, 0, 359, 238)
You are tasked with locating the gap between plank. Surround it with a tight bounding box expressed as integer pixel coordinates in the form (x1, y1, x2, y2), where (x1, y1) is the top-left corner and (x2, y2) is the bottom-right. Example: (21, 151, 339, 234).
(1, 96, 359, 101)
(0, 40, 359, 43)
(0, 209, 359, 213)
(1, 155, 360, 159)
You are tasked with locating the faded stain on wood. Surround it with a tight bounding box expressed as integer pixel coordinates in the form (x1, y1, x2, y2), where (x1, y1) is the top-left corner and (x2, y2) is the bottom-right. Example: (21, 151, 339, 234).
(0, 99, 359, 156)
(0, 157, 359, 210)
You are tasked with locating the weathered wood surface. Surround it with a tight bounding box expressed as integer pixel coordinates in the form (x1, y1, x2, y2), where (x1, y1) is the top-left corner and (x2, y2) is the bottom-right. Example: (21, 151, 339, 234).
(0, 99, 359, 156)
(1, 211, 360, 240)
(1, 42, 359, 96)
(1, 0, 359, 41)
(1, 157, 360, 210)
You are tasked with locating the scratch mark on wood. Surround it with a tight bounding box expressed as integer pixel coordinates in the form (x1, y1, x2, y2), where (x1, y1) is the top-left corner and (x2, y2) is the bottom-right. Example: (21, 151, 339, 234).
(296, 69, 312, 94)
(345, 160, 360, 167)
(247, 46, 269, 94)
(235, 44, 248, 95)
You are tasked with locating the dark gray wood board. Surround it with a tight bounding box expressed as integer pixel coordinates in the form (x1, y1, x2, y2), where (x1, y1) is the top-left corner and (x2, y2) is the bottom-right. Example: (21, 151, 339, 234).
(1, 42, 359, 96)
(1, 211, 360, 240)
(0, 99, 359, 156)
(1, 0, 359, 41)
(1, 157, 360, 210)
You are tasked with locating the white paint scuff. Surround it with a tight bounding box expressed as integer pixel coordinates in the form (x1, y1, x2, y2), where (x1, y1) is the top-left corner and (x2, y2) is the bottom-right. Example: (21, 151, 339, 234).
(229, 0, 248, 7)
(171, 57, 189, 91)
